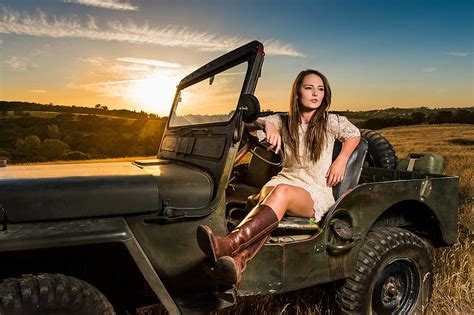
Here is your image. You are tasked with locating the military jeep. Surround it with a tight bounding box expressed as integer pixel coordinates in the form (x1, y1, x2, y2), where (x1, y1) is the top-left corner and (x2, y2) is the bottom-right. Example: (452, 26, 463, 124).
(0, 41, 459, 314)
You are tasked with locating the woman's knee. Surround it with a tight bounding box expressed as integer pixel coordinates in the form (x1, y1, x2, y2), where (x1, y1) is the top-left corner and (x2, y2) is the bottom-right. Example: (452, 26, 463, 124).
(272, 184, 292, 197)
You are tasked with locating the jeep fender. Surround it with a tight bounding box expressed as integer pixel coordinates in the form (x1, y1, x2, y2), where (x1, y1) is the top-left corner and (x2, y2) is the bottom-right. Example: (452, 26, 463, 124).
(332, 176, 458, 276)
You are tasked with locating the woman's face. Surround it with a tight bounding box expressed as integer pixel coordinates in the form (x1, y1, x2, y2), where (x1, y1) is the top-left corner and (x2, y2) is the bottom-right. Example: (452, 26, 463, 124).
(298, 73, 325, 110)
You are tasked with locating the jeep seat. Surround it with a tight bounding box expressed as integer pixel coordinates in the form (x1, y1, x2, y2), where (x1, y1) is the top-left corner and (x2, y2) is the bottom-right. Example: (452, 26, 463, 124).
(331, 138, 368, 200)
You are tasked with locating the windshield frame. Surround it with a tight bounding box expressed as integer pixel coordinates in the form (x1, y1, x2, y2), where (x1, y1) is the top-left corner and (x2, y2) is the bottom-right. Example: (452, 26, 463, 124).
(166, 41, 264, 130)
(167, 61, 249, 128)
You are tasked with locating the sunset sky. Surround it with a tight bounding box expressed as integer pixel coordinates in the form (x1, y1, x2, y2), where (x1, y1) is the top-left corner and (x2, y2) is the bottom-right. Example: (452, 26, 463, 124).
(0, 0, 472, 116)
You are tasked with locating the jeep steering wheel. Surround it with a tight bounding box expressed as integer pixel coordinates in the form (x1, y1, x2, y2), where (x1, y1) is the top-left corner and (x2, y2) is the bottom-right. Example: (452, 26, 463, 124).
(245, 128, 284, 167)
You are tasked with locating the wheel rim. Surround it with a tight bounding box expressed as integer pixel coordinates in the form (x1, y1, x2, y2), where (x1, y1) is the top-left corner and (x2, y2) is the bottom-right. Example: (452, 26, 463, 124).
(372, 259, 420, 314)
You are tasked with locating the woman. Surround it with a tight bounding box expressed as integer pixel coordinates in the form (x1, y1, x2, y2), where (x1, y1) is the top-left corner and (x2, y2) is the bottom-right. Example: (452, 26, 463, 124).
(197, 69, 361, 286)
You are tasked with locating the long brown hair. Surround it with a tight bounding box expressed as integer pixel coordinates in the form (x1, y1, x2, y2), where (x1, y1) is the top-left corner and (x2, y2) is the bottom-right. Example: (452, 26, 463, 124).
(283, 69, 332, 163)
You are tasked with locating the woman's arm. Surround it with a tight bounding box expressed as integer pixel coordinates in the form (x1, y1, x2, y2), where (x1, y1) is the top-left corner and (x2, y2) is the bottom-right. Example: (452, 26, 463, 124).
(326, 136, 361, 187)
(245, 118, 282, 153)
(244, 118, 267, 132)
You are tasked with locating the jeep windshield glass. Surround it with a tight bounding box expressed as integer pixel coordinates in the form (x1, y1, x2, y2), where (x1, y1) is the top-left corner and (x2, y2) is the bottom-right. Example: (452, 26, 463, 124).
(168, 62, 248, 127)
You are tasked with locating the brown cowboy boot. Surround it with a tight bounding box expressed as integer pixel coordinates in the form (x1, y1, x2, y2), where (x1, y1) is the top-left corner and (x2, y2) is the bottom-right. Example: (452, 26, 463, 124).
(214, 235, 270, 286)
(196, 204, 278, 263)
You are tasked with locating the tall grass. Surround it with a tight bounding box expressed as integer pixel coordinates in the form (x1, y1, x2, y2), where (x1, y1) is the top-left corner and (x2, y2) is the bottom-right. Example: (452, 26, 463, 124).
(380, 124, 473, 315)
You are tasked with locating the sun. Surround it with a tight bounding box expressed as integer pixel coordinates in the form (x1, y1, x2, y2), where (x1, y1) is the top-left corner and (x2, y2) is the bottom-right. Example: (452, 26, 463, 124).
(126, 72, 181, 116)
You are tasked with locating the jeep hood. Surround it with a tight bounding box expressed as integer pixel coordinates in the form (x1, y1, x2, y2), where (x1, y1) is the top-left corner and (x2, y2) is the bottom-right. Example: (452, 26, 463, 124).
(0, 160, 213, 223)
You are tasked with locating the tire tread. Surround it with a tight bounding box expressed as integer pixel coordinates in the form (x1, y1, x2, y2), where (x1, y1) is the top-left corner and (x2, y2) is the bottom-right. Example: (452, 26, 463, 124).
(336, 227, 433, 314)
(0, 274, 115, 315)
(360, 129, 397, 169)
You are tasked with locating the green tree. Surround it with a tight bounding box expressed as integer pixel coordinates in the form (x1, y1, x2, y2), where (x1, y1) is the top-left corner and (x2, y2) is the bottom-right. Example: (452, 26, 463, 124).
(15, 135, 41, 157)
(410, 112, 426, 124)
(40, 139, 70, 161)
(47, 124, 61, 139)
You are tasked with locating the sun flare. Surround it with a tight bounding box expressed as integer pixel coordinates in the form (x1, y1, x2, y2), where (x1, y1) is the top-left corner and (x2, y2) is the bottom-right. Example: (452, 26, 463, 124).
(126, 73, 181, 116)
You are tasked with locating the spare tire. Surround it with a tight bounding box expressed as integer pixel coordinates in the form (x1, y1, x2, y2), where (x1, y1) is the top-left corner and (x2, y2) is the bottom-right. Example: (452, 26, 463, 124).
(360, 129, 397, 169)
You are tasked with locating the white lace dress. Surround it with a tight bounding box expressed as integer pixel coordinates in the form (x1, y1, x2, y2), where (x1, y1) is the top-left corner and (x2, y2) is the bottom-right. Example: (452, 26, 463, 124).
(257, 113, 360, 222)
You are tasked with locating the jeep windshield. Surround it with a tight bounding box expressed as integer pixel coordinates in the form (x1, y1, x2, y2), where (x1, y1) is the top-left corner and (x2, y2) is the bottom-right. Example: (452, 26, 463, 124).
(168, 62, 248, 127)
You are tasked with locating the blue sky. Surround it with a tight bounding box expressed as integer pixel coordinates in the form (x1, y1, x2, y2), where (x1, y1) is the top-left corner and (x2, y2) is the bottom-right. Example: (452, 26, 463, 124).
(0, 0, 472, 115)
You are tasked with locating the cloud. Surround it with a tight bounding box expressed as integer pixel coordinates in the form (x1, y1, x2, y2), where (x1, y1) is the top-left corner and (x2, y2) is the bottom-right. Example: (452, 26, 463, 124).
(71, 79, 140, 88)
(117, 57, 181, 68)
(4, 56, 37, 71)
(0, 7, 304, 57)
(30, 44, 51, 57)
(63, 0, 138, 11)
(28, 89, 47, 93)
(421, 67, 436, 72)
(446, 51, 469, 57)
(2, 43, 49, 71)
(78, 57, 108, 65)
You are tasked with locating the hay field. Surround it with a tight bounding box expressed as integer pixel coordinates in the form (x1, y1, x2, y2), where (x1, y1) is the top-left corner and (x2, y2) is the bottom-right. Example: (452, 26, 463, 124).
(380, 124, 473, 315)
(213, 123, 473, 315)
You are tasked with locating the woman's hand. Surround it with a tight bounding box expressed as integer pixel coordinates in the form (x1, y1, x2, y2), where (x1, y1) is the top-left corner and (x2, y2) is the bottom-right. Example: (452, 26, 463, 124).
(327, 136, 360, 187)
(326, 156, 348, 187)
(262, 120, 281, 153)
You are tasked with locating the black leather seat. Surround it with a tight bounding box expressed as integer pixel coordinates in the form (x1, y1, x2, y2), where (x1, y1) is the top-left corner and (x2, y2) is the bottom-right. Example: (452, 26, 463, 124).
(332, 138, 368, 200)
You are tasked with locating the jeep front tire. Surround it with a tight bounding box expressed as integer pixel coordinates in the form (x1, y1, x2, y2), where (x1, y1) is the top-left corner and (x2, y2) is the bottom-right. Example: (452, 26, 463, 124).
(0, 273, 115, 315)
(337, 227, 433, 314)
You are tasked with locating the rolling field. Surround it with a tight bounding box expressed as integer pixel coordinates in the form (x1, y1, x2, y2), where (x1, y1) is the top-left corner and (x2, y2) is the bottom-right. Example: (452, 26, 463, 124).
(379, 124, 473, 315)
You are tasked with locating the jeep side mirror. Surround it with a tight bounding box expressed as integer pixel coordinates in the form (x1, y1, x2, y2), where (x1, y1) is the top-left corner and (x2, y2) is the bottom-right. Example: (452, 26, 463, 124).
(239, 94, 260, 123)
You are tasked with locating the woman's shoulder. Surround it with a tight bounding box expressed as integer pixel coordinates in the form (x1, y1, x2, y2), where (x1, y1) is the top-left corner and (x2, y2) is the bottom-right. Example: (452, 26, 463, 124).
(327, 113, 341, 132)
(327, 112, 344, 121)
(327, 113, 360, 140)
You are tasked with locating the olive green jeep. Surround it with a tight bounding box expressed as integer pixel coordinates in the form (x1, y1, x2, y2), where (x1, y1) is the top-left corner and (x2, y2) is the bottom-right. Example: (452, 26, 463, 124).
(0, 41, 459, 314)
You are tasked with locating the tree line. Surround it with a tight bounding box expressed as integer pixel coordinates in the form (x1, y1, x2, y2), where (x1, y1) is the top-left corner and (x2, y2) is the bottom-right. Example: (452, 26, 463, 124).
(0, 113, 166, 163)
(0, 101, 164, 120)
(354, 109, 473, 130)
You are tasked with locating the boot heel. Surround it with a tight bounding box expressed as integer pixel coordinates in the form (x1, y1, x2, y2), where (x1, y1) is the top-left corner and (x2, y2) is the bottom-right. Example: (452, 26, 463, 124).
(215, 256, 239, 285)
(196, 225, 218, 264)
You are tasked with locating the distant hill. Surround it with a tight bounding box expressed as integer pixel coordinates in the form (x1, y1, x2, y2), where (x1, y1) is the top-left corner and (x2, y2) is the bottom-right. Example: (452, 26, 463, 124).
(332, 107, 474, 129)
(334, 106, 474, 119)
(0, 102, 167, 163)
(0, 101, 166, 120)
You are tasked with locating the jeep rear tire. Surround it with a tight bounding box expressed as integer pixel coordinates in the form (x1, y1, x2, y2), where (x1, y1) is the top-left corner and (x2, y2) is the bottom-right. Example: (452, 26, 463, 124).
(360, 129, 397, 169)
(337, 228, 433, 314)
(0, 273, 115, 315)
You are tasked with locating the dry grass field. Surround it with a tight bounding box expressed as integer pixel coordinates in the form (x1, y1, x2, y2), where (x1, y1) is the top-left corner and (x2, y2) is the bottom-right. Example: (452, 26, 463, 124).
(380, 124, 473, 315)
(211, 124, 473, 315)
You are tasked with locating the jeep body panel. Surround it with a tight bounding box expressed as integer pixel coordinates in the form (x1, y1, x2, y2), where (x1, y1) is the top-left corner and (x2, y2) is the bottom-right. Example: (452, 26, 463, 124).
(236, 170, 459, 295)
(0, 161, 212, 223)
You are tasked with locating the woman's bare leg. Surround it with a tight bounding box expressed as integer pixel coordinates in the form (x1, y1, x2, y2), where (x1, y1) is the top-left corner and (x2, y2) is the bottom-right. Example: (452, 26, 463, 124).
(259, 184, 314, 220)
